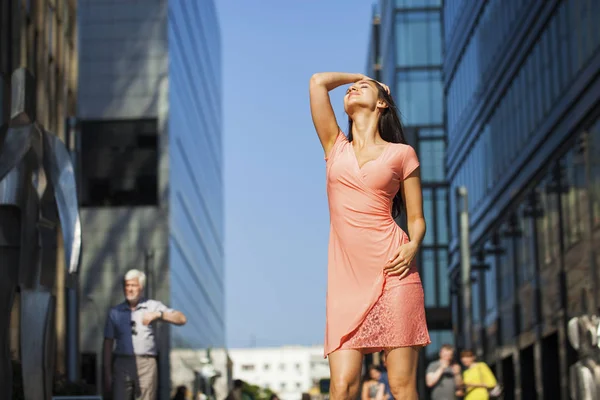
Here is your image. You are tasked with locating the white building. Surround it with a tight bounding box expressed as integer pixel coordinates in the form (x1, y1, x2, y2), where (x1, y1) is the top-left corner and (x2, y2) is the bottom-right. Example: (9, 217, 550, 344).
(228, 346, 330, 400)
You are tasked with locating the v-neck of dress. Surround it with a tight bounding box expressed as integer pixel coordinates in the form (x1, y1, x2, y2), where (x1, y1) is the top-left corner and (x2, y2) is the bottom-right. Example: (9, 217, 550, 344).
(351, 141, 392, 171)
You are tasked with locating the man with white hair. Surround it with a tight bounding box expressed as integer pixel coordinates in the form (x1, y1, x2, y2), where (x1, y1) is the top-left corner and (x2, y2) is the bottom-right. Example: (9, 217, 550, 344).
(103, 269, 187, 400)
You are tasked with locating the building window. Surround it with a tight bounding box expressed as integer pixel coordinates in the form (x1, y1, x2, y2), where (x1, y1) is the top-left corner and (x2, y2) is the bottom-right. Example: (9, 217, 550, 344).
(437, 248, 449, 306)
(80, 119, 159, 207)
(396, 0, 441, 7)
(295, 363, 301, 371)
(395, 11, 442, 67)
(422, 249, 436, 306)
(396, 70, 443, 126)
(279, 363, 285, 371)
(264, 364, 270, 371)
(472, 275, 481, 325)
(499, 221, 515, 301)
(484, 236, 499, 321)
(422, 189, 434, 245)
(419, 139, 445, 181)
(241, 364, 255, 371)
(436, 188, 448, 245)
(517, 201, 535, 285)
(559, 145, 586, 248)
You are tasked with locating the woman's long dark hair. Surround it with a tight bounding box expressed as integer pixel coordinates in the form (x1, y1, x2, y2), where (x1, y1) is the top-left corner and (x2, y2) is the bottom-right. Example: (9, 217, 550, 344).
(347, 80, 408, 218)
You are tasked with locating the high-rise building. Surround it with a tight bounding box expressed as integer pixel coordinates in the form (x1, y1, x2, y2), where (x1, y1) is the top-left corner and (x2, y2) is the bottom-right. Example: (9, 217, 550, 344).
(1, 0, 79, 379)
(366, 0, 450, 394)
(76, 0, 224, 396)
(444, 1, 600, 398)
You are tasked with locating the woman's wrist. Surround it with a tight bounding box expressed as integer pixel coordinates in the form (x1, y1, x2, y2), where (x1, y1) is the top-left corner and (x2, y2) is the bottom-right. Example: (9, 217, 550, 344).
(408, 240, 421, 250)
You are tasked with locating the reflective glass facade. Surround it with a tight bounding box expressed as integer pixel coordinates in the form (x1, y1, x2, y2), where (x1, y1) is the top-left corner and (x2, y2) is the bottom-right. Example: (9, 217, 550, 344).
(445, 0, 600, 398)
(168, 0, 224, 349)
(368, 1, 451, 390)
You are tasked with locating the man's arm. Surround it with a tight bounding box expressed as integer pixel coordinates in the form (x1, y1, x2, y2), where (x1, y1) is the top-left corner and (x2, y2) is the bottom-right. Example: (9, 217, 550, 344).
(425, 366, 445, 388)
(160, 309, 187, 325)
(143, 302, 187, 326)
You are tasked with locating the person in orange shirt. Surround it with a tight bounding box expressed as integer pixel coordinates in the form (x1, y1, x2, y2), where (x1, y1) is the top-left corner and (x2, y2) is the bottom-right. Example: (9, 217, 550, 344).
(459, 350, 498, 400)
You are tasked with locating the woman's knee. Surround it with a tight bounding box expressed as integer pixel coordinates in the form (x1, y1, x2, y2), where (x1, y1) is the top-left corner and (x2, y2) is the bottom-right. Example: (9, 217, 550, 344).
(389, 376, 417, 399)
(330, 375, 360, 400)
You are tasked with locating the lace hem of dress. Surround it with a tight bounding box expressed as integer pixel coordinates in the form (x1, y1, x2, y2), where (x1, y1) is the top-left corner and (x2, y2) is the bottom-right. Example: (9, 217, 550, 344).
(339, 282, 430, 353)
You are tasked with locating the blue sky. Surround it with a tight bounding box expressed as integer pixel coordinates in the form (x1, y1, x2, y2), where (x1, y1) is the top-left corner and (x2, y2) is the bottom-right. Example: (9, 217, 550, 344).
(219, 0, 375, 348)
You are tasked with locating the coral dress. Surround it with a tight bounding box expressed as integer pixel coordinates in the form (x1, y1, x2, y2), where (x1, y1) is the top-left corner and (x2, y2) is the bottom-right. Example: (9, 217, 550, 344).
(324, 131, 430, 357)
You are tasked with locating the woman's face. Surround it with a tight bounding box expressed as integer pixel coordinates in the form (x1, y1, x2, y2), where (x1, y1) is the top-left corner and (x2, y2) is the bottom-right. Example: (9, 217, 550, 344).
(343, 80, 382, 115)
(461, 355, 475, 367)
(369, 368, 381, 380)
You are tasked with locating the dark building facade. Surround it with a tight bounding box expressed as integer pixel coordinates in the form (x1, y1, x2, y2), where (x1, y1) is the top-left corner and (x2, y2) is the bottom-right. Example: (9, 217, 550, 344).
(367, 0, 451, 394)
(444, 0, 600, 398)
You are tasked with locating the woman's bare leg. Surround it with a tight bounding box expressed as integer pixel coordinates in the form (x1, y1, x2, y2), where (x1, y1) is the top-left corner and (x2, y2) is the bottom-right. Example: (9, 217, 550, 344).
(385, 346, 420, 400)
(328, 349, 363, 400)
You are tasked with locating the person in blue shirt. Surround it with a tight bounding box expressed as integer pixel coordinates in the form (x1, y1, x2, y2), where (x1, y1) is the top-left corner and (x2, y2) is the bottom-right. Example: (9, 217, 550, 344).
(378, 352, 392, 399)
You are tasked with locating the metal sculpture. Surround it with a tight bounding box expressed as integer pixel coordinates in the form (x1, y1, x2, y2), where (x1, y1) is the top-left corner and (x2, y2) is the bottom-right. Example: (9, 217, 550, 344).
(0, 67, 82, 400)
(567, 312, 600, 399)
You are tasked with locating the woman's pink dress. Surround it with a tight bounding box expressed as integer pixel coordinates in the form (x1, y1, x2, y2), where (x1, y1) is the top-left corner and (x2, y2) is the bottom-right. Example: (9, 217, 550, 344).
(324, 131, 430, 357)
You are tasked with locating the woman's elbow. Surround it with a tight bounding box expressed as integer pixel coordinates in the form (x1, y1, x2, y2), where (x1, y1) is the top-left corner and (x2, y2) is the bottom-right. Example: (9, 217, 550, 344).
(310, 73, 324, 87)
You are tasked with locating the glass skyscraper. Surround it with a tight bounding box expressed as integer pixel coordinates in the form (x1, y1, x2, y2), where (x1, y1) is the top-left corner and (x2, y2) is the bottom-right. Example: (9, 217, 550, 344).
(77, 0, 224, 396)
(444, 1, 600, 398)
(367, 0, 450, 393)
(168, 0, 224, 352)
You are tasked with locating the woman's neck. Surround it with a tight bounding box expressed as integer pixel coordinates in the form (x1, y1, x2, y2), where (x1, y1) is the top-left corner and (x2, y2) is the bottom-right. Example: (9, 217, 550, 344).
(351, 111, 381, 146)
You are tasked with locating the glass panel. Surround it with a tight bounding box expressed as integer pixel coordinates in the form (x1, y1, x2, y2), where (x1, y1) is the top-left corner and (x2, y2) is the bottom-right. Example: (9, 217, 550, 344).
(396, 11, 442, 67)
(396, 70, 444, 126)
(419, 128, 445, 137)
(420, 139, 445, 181)
(436, 188, 448, 244)
(560, 146, 586, 248)
(423, 189, 434, 245)
(485, 239, 498, 317)
(438, 249, 449, 306)
(500, 222, 515, 300)
(396, 0, 442, 7)
(557, 2, 572, 90)
(517, 203, 534, 285)
(422, 249, 436, 307)
(472, 277, 481, 324)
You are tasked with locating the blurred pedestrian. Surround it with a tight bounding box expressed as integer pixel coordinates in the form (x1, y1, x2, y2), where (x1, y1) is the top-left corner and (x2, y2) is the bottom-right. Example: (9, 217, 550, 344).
(226, 379, 245, 400)
(103, 269, 187, 400)
(426, 344, 463, 399)
(459, 350, 498, 400)
(361, 365, 387, 400)
(173, 385, 188, 400)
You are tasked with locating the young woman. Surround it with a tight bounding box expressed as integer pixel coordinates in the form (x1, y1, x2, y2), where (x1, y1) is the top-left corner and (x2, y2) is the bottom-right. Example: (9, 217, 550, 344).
(459, 350, 499, 400)
(309, 72, 430, 400)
